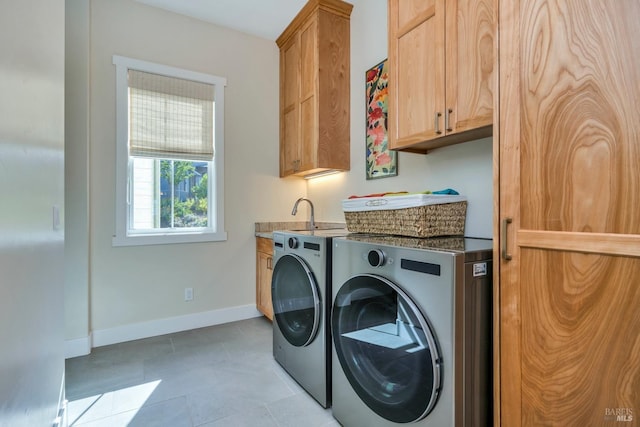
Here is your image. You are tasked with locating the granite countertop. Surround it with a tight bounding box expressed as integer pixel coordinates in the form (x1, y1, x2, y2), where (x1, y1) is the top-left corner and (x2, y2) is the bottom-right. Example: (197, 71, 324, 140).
(255, 231, 276, 239)
(255, 221, 346, 239)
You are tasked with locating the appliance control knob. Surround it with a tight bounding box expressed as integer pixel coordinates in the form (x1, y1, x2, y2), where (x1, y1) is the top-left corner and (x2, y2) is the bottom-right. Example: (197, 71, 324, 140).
(367, 249, 386, 267)
(288, 237, 299, 249)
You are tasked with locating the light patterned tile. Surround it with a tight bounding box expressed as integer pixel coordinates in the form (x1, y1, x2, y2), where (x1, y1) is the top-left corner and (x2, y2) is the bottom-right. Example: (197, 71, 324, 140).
(196, 404, 278, 427)
(66, 318, 333, 427)
(266, 393, 335, 427)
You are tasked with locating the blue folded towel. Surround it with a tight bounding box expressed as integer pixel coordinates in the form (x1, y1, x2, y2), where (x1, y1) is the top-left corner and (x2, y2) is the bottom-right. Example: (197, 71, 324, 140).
(432, 188, 459, 195)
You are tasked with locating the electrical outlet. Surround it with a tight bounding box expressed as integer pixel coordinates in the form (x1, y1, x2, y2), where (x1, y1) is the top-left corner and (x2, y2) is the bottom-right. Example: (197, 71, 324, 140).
(184, 287, 193, 301)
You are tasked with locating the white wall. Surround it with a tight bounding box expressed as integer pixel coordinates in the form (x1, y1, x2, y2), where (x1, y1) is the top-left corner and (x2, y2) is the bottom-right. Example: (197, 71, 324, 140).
(307, 0, 493, 239)
(65, 0, 305, 349)
(0, 0, 66, 425)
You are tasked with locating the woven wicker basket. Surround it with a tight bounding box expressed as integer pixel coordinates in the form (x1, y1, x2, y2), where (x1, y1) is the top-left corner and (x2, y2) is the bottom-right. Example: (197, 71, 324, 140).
(344, 201, 467, 238)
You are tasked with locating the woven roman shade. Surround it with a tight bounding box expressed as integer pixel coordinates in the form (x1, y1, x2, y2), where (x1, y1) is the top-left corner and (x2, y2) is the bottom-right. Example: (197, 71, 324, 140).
(128, 70, 215, 161)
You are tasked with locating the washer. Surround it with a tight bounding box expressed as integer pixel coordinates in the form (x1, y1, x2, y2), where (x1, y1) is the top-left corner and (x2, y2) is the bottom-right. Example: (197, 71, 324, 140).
(331, 234, 493, 426)
(271, 229, 348, 408)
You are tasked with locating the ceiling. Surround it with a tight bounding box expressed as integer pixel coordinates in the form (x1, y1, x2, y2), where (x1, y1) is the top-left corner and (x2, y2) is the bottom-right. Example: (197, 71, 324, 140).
(135, 0, 308, 41)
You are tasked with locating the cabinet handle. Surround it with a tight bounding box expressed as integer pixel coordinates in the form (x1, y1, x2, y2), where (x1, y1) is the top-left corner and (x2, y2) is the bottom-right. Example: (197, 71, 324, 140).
(267, 257, 273, 270)
(501, 217, 513, 261)
(445, 108, 453, 132)
(434, 112, 443, 134)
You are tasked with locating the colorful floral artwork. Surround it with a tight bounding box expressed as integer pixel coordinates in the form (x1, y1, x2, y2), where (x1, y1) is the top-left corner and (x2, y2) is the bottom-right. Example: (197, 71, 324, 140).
(366, 59, 397, 180)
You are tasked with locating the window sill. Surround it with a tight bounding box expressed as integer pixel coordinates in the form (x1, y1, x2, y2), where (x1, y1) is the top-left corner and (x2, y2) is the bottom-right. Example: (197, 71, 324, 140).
(112, 230, 227, 247)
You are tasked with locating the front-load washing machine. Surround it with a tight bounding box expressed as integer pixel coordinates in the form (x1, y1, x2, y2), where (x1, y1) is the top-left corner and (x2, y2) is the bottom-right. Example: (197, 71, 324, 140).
(271, 229, 348, 408)
(331, 234, 493, 426)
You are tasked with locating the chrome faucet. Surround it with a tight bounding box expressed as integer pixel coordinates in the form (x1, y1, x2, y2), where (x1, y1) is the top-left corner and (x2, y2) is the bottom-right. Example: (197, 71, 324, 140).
(291, 197, 315, 231)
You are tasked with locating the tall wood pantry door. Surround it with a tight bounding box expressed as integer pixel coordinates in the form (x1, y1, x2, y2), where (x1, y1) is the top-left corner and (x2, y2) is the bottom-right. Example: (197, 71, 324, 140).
(495, 0, 640, 426)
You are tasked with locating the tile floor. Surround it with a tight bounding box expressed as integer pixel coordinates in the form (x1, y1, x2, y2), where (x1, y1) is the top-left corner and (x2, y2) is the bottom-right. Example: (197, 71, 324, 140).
(65, 317, 339, 427)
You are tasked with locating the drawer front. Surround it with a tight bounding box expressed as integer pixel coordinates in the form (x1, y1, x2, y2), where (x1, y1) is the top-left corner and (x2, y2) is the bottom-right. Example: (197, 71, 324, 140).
(257, 237, 273, 254)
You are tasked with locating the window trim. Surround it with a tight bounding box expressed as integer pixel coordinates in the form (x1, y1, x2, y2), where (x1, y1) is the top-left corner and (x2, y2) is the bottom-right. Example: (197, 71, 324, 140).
(112, 55, 227, 246)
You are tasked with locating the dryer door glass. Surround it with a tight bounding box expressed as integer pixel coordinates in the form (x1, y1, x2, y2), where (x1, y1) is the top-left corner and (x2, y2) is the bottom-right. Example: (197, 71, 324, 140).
(271, 254, 321, 347)
(332, 274, 441, 423)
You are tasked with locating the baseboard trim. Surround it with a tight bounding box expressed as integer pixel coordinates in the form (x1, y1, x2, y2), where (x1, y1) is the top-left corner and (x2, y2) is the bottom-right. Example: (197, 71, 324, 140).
(65, 334, 92, 359)
(91, 304, 262, 349)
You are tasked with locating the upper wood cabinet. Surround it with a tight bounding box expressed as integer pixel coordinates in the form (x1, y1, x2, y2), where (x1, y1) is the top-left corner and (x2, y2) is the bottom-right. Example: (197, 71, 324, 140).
(495, 0, 640, 425)
(276, 0, 352, 177)
(387, 0, 494, 153)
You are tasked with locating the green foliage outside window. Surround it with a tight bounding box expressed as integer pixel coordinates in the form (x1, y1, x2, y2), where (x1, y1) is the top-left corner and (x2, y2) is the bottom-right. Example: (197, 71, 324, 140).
(160, 160, 208, 228)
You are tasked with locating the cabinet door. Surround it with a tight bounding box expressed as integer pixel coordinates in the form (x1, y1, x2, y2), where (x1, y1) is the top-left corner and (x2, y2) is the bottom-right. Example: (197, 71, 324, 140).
(280, 37, 300, 177)
(299, 18, 318, 173)
(256, 238, 274, 321)
(388, 0, 445, 149)
(496, 0, 640, 425)
(256, 251, 273, 320)
(445, 0, 493, 134)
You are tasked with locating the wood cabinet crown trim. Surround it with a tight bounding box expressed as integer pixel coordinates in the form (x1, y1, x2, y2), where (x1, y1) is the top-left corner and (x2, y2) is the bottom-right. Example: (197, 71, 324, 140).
(276, 0, 353, 47)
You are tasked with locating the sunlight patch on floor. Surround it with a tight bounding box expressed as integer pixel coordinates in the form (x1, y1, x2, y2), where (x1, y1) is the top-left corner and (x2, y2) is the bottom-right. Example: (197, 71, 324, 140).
(68, 380, 161, 426)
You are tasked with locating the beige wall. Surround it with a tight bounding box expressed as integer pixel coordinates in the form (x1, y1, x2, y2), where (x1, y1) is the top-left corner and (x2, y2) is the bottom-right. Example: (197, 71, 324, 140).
(65, 0, 305, 348)
(65, 0, 493, 352)
(307, 0, 493, 239)
(65, 0, 91, 346)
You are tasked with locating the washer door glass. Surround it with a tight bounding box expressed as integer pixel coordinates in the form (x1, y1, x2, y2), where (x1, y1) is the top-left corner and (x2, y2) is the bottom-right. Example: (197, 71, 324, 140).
(271, 253, 321, 347)
(332, 274, 441, 423)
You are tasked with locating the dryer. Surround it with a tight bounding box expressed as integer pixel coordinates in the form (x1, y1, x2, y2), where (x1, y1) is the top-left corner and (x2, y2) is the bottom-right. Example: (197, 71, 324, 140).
(271, 229, 348, 408)
(331, 235, 493, 426)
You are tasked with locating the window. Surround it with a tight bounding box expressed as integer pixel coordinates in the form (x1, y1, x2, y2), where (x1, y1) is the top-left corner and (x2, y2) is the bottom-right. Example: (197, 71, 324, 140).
(112, 56, 226, 246)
